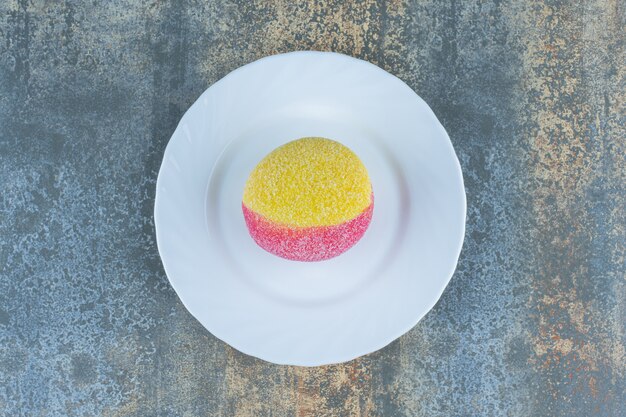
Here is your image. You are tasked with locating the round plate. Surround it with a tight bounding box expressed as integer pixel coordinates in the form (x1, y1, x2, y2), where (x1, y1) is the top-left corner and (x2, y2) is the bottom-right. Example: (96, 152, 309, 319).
(154, 51, 466, 366)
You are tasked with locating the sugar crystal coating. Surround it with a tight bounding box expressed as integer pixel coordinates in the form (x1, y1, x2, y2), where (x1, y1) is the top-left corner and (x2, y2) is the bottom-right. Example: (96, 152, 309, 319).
(242, 137, 373, 261)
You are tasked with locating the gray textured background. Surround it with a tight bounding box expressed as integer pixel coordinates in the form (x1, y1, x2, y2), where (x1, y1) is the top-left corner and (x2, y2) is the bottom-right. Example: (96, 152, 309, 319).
(1, 0, 624, 416)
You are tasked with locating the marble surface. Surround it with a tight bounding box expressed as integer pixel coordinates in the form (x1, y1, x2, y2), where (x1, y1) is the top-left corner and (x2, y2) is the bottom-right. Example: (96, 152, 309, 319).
(0, 1, 624, 416)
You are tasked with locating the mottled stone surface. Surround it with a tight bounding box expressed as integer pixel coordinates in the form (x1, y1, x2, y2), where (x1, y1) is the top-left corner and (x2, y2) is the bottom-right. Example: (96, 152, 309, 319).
(0, 0, 624, 416)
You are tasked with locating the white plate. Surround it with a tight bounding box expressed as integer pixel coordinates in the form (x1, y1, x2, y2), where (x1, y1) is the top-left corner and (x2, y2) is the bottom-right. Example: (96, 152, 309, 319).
(154, 51, 466, 366)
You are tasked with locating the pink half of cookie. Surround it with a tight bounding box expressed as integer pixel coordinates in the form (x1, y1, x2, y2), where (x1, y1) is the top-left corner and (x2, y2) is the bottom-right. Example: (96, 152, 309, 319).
(242, 195, 374, 262)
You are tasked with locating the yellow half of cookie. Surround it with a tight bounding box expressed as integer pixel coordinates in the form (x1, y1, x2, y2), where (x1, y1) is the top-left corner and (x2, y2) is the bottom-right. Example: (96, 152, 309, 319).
(242, 137, 372, 227)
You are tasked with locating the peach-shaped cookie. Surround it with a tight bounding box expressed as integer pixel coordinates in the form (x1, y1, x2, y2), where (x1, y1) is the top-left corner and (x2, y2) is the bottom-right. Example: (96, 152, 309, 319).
(242, 137, 374, 261)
